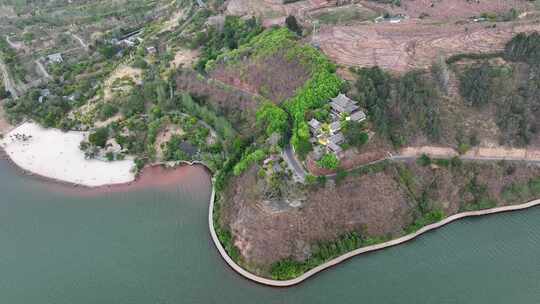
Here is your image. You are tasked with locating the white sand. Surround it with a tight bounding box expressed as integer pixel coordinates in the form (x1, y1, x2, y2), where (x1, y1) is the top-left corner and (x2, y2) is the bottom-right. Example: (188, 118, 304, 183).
(1, 122, 135, 187)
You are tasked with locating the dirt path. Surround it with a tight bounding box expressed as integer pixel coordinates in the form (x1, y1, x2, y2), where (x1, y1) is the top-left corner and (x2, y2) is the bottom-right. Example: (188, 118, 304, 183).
(0, 58, 19, 99)
(398, 146, 540, 163)
(5, 35, 22, 50)
(35, 59, 52, 80)
(71, 33, 88, 50)
(0, 105, 11, 134)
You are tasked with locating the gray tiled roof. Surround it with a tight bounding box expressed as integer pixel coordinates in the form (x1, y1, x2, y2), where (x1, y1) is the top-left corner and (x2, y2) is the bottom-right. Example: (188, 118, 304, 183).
(350, 110, 366, 122)
(330, 94, 359, 114)
(329, 132, 345, 145)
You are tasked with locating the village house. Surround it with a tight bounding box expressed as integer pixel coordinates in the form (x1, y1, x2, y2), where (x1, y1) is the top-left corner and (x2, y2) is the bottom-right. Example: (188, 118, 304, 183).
(308, 94, 367, 157)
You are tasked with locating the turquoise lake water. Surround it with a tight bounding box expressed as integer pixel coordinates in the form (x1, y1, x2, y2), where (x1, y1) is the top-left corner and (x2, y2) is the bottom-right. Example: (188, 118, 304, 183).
(1, 160, 539, 304)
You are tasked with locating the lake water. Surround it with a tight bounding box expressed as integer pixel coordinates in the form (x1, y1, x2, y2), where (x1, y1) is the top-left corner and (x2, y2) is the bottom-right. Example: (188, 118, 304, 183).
(1, 159, 540, 304)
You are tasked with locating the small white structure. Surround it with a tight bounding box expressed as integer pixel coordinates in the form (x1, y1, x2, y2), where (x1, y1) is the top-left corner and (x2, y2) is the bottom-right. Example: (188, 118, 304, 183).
(47, 53, 63, 64)
(146, 46, 157, 54)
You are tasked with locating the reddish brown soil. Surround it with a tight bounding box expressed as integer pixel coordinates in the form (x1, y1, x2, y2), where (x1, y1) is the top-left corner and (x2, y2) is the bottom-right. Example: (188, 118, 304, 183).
(46, 165, 211, 197)
(210, 51, 311, 103)
(222, 160, 540, 270)
(227, 0, 332, 26)
(318, 20, 540, 73)
(307, 137, 391, 175)
(361, 0, 533, 21)
(222, 165, 410, 266)
(175, 69, 260, 132)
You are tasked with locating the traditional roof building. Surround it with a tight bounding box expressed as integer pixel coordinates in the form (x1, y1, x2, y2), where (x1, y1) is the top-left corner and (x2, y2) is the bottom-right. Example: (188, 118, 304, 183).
(329, 121, 342, 134)
(308, 118, 322, 132)
(330, 93, 359, 115)
(328, 142, 342, 154)
(329, 132, 345, 145)
(349, 110, 367, 122)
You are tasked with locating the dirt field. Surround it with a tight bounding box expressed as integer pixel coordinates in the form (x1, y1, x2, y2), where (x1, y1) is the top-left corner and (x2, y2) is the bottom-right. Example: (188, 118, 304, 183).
(209, 50, 311, 103)
(155, 125, 184, 159)
(318, 20, 540, 72)
(226, 0, 331, 26)
(361, 0, 533, 21)
(170, 49, 199, 69)
(103, 65, 142, 101)
(222, 165, 411, 266)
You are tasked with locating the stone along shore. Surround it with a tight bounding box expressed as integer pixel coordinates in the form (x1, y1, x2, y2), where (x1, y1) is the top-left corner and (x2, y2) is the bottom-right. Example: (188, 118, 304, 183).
(208, 193, 540, 287)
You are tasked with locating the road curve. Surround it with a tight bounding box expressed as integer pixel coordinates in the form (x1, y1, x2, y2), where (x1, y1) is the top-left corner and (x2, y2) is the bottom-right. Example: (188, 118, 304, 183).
(282, 145, 306, 182)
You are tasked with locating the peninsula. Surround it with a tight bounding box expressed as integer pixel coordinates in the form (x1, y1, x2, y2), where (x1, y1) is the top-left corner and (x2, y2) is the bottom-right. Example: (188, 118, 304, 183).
(1, 0, 540, 287)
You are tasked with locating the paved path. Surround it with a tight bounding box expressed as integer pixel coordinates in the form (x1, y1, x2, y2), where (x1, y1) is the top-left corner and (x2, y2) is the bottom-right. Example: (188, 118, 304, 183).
(282, 145, 306, 182)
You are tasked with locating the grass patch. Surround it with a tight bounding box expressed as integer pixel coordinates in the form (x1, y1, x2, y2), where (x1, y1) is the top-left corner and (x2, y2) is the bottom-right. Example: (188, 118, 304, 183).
(312, 6, 377, 25)
(270, 232, 364, 280)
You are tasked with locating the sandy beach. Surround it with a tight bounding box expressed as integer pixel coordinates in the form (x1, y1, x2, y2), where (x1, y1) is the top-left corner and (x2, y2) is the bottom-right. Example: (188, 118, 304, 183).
(0, 122, 135, 187)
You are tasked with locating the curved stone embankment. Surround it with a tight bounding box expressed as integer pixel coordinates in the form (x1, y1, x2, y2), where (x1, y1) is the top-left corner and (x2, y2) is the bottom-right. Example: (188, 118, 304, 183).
(208, 195, 540, 287)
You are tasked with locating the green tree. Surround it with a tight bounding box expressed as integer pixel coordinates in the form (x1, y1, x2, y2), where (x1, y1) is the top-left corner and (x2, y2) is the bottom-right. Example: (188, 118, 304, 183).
(343, 121, 368, 147)
(256, 102, 289, 137)
(89, 127, 109, 148)
(317, 153, 340, 170)
(285, 15, 302, 36)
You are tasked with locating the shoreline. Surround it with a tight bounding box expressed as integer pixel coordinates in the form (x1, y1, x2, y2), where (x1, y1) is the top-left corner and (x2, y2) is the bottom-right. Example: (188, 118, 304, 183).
(4, 138, 540, 287)
(208, 190, 540, 287)
(0, 150, 211, 192)
(3, 122, 539, 287)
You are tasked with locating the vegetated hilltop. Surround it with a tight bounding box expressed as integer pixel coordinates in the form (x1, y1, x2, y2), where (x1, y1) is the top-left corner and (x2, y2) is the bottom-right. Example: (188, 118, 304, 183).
(216, 31, 540, 281)
(222, 156, 540, 279)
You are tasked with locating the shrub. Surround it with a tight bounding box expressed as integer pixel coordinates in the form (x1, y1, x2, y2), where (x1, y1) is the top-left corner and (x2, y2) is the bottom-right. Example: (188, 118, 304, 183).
(405, 209, 444, 233)
(256, 102, 289, 137)
(285, 15, 302, 36)
(343, 121, 369, 147)
(270, 232, 362, 280)
(99, 103, 119, 120)
(233, 149, 267, 176)
(417, 154, 431, 166)
(317, 153, 340, 170)
(88, 127, 109, 148)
